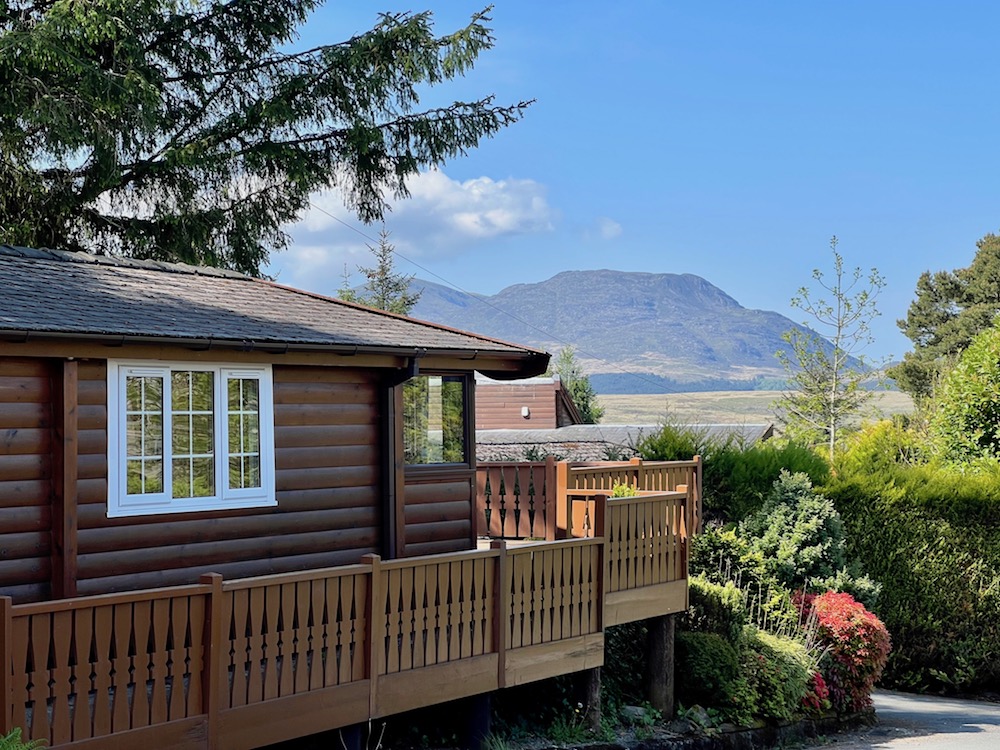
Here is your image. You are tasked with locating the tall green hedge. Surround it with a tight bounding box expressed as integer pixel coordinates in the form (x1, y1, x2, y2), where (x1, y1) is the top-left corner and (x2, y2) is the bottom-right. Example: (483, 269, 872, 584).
(825, 470, 1000, 692)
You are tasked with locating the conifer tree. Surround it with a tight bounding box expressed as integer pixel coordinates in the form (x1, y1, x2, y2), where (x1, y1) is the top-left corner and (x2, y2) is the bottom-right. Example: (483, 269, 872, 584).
(338, 229, 421, 315)
(0, 3, 529, 274)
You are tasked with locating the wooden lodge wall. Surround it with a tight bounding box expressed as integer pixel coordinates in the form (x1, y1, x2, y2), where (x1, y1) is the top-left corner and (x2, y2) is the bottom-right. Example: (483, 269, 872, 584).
(475, 381, 560, 430)
(0, 358, 54, 603)
(0, 357, 398, 602)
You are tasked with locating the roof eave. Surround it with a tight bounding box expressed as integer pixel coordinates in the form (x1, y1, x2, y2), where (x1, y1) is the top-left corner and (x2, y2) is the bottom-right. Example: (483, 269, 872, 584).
(0, 329, 550, 378)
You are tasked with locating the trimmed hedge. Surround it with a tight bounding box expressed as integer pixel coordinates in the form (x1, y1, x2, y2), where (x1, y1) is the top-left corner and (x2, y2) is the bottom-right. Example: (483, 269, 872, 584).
(825, 473, 1000, 692)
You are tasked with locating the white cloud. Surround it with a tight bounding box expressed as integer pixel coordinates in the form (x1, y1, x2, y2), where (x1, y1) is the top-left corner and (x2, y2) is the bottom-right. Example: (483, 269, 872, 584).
(597, 217, 623, 240)
(271, 169, 555, 294)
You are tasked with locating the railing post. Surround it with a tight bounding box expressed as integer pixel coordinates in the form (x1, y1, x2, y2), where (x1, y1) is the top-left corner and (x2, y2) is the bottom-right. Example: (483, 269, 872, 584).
(361, 554, 383, 719)
(544, 456, 557, 540)
(555, 461, 570, 539)
(490, 541, 509, 689)
(592, 495, 607, 632)
(693, 455, 703, 533)
(676, 485, 690, 584)
(199, 573, 224, 750)
(0, 596, 11, 736)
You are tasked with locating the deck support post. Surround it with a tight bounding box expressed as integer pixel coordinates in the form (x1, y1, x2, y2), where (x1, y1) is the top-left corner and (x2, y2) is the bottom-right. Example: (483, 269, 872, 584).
(644, 614, 675, 718)
(459, 694, 493, 750)
(583, 667, 602, 732)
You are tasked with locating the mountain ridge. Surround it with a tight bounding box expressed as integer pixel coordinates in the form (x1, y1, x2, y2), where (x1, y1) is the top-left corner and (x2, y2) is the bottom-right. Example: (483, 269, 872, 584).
(407, 270, 815, 382)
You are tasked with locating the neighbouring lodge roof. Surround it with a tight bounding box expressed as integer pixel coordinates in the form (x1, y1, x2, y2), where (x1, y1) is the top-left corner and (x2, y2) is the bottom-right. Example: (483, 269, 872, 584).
(0, 246, 549, 377)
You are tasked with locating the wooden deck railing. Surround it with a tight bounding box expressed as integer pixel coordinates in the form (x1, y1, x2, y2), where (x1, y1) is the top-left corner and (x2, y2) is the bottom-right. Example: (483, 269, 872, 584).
(1, 481, 689, 748)
(475, 458, 558, 540)
(475, 457, 702, 541)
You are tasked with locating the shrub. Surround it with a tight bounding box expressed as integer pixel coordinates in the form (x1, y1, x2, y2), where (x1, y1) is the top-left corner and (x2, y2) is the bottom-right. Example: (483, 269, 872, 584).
(827, 472, 1000, 692)
(675, 631, 745, 713)
(637, 423, 829, 522)
(0, 729, 45, 749)
(683, 575, 747, 645)
(809, 591, 890, 713)
(802, 671, 831, 715)
(930, 323, 1000, 463)
(610, 482, 639, 497)
(743, 630, 813, 723)
(739, 472, 880, 607)
(835, 419, 927, 477)
(690, 527, 768, 591)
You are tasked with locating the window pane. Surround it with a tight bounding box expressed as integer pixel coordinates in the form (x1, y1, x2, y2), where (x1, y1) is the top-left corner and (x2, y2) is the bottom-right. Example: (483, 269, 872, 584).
(171, 371, 215, 499)
(191, 414, 214, 454)
(126, 414, 143, 457)
(245, 455, 261, 487)
(171, 371, 190, 411)
(126, 377, 141, 411)
(125, 374, 164, 495)
(403, 375, 466, 465)
(227, 376, 262, 490)
(242, 380, 259, 411)
(191, 457, 215, 497)
(172, 414, 191, 454)
(127, 459, 143, 494)
(192, 372, 213, 411)
(172, 458, 190, 499)
(143, 458, 163, 494)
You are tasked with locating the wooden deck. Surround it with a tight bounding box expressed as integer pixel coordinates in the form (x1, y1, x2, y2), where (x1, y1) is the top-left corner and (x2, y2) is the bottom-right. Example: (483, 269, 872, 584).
(2, 459, 697, 749)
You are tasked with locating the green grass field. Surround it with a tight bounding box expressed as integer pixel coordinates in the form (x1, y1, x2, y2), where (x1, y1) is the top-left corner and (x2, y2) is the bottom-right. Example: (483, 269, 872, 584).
(597, 390, 915, 426)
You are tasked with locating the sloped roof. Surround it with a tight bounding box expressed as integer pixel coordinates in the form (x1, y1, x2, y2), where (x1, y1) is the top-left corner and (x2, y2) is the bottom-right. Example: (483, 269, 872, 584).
(0, 246, 548, 375)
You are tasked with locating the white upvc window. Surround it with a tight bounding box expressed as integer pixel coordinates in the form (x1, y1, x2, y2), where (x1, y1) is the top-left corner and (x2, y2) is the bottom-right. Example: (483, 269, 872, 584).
(107, 361, 276, 517)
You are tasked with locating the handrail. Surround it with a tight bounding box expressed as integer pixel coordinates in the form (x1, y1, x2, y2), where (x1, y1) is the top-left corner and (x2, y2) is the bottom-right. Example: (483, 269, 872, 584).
(3, 523, 672, 748)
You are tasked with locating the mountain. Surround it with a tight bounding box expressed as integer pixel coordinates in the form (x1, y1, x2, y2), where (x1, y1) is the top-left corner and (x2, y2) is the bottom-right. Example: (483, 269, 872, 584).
(408, 270, 818, 383)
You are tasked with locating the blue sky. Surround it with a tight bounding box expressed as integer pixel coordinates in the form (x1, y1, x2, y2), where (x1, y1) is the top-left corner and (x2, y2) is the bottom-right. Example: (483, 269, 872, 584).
(269, 2, 1000, 361)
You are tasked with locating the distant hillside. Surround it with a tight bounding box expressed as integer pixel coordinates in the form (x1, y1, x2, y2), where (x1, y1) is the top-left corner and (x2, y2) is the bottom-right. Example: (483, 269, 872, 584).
(409, 270, 820, 382)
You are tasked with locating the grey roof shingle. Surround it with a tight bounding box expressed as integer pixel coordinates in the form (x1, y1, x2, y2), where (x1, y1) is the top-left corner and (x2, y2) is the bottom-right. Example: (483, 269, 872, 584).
(0, 246, 546, 363)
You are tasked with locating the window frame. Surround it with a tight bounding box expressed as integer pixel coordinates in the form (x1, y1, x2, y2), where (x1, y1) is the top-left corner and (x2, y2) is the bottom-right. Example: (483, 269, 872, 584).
(107, 360, 276, 518)
(402, 372, 472, 469)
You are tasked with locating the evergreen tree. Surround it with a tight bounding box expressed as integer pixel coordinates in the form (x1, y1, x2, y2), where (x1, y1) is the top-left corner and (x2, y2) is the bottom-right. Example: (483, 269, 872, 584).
(338, 229, 421, 315)
(552, 346, 604, 424)
(775, 238, 884, 461)
(892, 233, 1000, 401)
(0, 4, 530, 274)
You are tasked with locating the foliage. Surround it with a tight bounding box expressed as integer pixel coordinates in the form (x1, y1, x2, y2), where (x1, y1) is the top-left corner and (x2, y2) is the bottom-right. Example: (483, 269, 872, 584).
(338, 229, 421, 315)
(0, 4, 528, 274)
(551, 347, 604, 424)
(826, 467, 1000, 692)
(609, 481, 640, 497)
(637, 421, 829, 522)
(742, 630, 814, 723)
(834, 418, 927, 477)
(675, 631, 747, 717)
(683, 575, 748, 646)
(775, 237, 886, 461)
(802, 671, 831, 715)
(737, 472, 879, 607)
(892, 232, 1000, 401)
(0, 729, 45, 750)
(740, 471, 848, 588)
(806, 591, 890, 713)
(929, 322, 1000, 463)
(601, 622, 648, 707)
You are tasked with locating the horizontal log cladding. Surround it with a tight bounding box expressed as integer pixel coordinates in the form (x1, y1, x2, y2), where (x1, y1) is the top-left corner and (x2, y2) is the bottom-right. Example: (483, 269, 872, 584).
(403, 469, 474, 557)
(74, 363, 383, 594)
(0, 358, 52, 602)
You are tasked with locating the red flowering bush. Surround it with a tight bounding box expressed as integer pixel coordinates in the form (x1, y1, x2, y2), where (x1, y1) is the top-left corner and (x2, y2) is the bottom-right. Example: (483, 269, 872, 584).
(810, 591, 891, 713)
(801, 671, 830, 714)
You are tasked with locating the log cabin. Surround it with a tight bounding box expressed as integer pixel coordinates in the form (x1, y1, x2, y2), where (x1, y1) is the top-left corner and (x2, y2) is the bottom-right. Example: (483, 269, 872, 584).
(0, 245, 698, 749)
